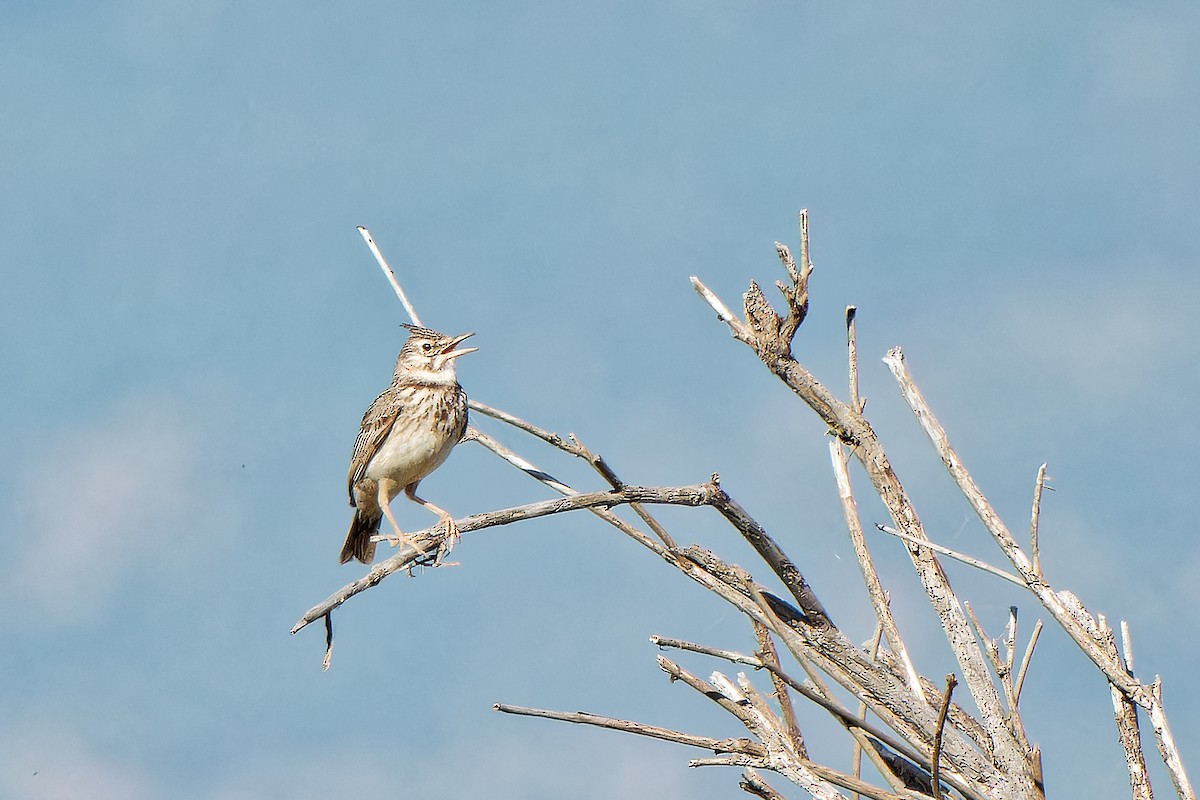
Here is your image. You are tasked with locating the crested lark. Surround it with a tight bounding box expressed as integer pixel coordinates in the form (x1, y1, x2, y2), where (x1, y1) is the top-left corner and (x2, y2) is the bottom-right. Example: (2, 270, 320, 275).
(340, 324, 475, 564)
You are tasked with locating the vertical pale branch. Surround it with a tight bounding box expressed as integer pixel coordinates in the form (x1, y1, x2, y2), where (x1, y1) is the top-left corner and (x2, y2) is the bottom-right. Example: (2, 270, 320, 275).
(1012, 621, 1043, 705)
(1149, 678, 1194, 800)
(846, 305, 862, 412)
(1029, 464, 1048, 577)
(1099, 615, 1153, 800)
(1004, 609, 1017, 686)
(828, 440, 925, 701)
(931, 675, 959, 800)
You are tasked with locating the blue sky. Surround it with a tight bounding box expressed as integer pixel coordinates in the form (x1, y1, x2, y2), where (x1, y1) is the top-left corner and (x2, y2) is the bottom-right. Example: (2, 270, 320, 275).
(3, 2, 1199, 798)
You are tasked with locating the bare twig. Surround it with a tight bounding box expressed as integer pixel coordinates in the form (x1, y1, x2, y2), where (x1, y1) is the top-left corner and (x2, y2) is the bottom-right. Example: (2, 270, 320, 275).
(782, 760, 921, 800)
(753, 621, 806, 758)
(493, 703, 765, 757)
(852, 622, 886, 800)
(466, 428, 673, 560)
(292, 484, 711, 633)
(463, 428, 576, 495)
(468, 400, 678, 548)
(1004, 607, 1017, 685)
(1030, 464, 1048, 577)
(1148, 678, 1194, 800)
(1099, 616, 1153, 800)
(707, 483, 830, 622)
(830, 442, 924, 700)
(321, 613, 333, 671)
(741, 768, 788, 800)
(653, 555, 959, 782)
(691, 276, 751, 341)
(747, 579, 940, 798)
(650, 635, 767, 668)
(356, 226, 422, 326)
(773, 215, 813, 346)
(932, 675, 958, 800)
(962, 602, 1002, 680)
(693, 754, 761, 768)
(846, 305, 862, 412)
(660, 656, 759, 725)
(874, 525, 1025, 588)
(962, 605, 1034, 755)
(1013, 620, 1043, 705)
(1122, 620, 1136, 674)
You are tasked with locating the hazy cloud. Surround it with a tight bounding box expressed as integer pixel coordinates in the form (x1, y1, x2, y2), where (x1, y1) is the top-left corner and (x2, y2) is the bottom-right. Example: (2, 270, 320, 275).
(1094, 12, 1195, 103)
(7, 395, 217, 623)
(0, 723, 157, 800)
(207, 736, 692, 800)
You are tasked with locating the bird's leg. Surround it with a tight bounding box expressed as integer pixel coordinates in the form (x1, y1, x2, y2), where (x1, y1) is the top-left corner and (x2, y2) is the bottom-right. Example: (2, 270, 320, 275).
(376, 478, 428, 555)
(405, 482, 460, 563)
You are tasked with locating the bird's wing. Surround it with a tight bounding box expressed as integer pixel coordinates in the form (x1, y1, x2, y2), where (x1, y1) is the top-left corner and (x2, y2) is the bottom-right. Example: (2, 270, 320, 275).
(347, 387, 404, 504)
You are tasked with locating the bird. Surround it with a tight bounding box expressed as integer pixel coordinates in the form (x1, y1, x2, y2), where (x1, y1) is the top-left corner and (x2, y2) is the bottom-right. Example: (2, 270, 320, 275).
(339, 324, 476, 565)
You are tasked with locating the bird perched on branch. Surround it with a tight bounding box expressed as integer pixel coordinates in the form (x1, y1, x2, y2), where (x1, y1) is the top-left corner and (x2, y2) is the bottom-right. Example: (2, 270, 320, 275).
(340, 324, 476, 565)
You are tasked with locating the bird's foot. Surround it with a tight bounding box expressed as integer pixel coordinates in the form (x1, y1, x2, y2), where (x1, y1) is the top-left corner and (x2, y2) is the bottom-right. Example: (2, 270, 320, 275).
(374, 530, 428, 556)
(432, 515, 461, 566)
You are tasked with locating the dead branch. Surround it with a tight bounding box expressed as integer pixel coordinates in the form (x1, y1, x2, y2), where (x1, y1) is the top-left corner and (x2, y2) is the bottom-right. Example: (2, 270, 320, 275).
(1100, 616, 1153, 800)
(931, 674, 958, 800)
(292, 484, 710, 633)
(493, 703, 766, 757)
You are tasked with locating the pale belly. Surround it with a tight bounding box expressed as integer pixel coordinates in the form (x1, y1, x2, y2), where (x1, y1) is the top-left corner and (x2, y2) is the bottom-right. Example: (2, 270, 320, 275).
(364, 423, 456, 488)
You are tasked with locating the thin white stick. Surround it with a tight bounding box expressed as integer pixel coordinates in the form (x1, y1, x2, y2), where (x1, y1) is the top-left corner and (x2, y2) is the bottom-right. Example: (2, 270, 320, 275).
(1030, 463, 1047, 577)
(1121, 620, 1135, 673)
(1013, 620, 1043, 704)
(829, 441, 926, 702)
(690, 276, 744, 328)
(1149, 678, 1196, 800)
(357, 226, 422, 326)
(874, 525, 1026, 588)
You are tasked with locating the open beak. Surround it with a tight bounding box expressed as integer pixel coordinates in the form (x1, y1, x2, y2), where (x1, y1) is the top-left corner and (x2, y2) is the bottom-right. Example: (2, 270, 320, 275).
(439, 331, 477, 360)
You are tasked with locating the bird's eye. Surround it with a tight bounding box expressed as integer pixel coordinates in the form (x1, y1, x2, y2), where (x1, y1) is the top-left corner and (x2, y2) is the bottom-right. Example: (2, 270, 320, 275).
(421, 341, 434, 353)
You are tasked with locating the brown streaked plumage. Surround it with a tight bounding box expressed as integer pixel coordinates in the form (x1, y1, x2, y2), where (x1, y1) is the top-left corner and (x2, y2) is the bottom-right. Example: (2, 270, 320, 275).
(340, 324, 475, 565)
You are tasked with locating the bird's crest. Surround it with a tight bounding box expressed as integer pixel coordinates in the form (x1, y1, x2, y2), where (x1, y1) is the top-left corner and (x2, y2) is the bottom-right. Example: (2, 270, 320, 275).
(400, 323, 449, 340)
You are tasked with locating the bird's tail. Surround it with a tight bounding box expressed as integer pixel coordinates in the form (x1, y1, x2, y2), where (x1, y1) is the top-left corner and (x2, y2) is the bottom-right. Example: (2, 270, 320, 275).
(340, 508, 381, 565)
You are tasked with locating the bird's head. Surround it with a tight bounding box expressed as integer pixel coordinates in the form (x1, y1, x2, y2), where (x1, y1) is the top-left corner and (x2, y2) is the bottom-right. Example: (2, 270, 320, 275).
(394, 324, 477, 383)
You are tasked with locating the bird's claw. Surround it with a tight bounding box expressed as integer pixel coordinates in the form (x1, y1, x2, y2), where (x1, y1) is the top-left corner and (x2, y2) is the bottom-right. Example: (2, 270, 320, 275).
(379, 531, 428, 555)
(371, 517, 460, 567)
(431, 516, 461, 566)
